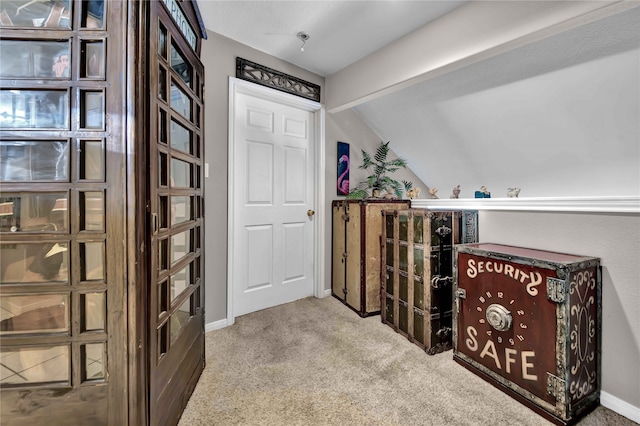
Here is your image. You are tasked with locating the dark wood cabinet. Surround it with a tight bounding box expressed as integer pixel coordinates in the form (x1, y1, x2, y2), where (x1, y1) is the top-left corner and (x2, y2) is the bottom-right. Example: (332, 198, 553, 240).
(0, 1, 206, 425)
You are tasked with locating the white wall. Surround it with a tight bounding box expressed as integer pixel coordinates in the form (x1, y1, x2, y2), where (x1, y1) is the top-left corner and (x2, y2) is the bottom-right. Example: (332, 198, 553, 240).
(355, 43, 640, 199)
(479, 210, 640, 418)
(325, 108, 428, 296)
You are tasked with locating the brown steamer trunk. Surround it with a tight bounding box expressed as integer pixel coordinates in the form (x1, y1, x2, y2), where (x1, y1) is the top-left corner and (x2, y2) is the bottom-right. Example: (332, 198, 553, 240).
(331, 199, 410, 316)
(453, 243, 601, 425)
(381, 209, 478, 353)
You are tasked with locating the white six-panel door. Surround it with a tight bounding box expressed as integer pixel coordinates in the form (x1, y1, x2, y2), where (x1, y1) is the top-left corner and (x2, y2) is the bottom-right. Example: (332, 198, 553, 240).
(230, 80, 319, 318)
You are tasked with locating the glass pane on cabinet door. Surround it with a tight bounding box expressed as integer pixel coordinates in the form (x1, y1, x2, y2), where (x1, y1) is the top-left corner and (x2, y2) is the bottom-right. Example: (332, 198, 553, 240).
(1, 242, 69, 284)
(170, 119, 192, 154)
(170, 264, 191, 302)
(158, 66, 167, 102)
(0, 192, 68, 232)
(0, 345, 70, 385)
(170, 297, 191, 344)
(171, 196, 191, 225)
(81, 292, 105, 331)
(0, 40, 70, 79)
(80, 191, 104, 231)
(82, 343, 105, 382)
(170, 43, 191, 87)
(159, 196, 169, 229)
(0, 293, 69, 335)
(170, 81, 191, 120)
(0, 1, 72, 29)
(0, 192, 68, 233)
(158, 280, 168, 314)
(80, 40, 105, 79)
(158, 23, 167, 59)
(80, 242, 104, 281)
(171, 230, 191, 265)
(170, 157, 192, 188)
(80, 91, 104, 129)
(0, 90, 69, 129)
(80, 140, 104, 181)
(0, 141, 69, 182)
(82, 0, 105, 29)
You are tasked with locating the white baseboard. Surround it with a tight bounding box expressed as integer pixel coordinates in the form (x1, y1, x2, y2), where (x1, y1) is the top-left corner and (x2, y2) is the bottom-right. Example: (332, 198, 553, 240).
(323, 288, 331, 298)
(204, 318, 228, 333)
(601, 391, 640, 424)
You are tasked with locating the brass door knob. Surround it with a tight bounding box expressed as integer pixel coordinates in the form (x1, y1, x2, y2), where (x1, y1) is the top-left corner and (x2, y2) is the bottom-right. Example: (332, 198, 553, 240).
(307, 209, 315, 217)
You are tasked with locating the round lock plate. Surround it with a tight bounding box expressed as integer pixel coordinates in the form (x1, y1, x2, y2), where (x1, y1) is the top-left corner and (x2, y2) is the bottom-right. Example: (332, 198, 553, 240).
(485, 303, 512, 331)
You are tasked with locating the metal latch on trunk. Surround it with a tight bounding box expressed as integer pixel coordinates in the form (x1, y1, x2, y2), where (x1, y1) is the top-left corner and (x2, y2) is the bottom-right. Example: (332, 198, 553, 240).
(341, 202, 349, 221)
(547, 277, 566, 303)
(431, 275, 452, 289)
(455, 288, 466, 313)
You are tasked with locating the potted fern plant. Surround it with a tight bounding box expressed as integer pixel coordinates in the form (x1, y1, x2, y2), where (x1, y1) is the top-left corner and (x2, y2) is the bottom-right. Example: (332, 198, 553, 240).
(347, 141, 413, 199)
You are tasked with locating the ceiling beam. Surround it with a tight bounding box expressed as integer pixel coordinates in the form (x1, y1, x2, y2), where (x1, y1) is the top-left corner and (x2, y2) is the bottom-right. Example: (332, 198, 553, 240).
(326, 0, 638, 113)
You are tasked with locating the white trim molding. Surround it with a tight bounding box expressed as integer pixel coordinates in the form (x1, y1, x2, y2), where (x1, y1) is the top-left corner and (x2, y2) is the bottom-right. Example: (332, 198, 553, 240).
(205, 319, 229, 333)
(601, 391, 640, 424)
(411, 196, 640, 214)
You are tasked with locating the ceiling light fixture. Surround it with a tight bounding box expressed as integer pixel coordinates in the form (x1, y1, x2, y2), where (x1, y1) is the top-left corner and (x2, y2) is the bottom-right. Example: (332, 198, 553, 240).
(297, 31, 309, 52)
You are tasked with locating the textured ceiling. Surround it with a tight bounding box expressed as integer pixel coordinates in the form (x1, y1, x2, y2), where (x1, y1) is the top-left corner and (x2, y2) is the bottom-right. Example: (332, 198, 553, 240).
(196, 0, 468, 76)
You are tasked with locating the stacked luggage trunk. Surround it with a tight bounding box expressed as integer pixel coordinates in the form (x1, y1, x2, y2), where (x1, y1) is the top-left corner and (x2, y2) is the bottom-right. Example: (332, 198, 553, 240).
(381, 208, 478, 353)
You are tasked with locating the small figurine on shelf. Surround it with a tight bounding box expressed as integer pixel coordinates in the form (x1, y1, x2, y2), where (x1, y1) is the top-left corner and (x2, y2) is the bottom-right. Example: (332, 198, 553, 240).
(428, 187, 438, 199)
(406, 187, 421, 199)
(475, 186, 491, 198)
(450, 185, 461, 199)
(507, 187, 521, 198)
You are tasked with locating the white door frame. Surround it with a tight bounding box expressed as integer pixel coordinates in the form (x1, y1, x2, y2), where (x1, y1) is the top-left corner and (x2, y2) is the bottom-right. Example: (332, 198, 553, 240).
(227, 76, 325, 326)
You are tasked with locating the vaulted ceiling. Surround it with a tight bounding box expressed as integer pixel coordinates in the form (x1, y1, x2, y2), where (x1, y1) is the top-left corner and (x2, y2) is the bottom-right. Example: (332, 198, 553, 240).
(197, 1, 640, 199)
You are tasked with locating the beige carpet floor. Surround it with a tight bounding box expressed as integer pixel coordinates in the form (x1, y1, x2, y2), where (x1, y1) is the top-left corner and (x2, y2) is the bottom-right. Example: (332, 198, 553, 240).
(179, 296, 637, 426)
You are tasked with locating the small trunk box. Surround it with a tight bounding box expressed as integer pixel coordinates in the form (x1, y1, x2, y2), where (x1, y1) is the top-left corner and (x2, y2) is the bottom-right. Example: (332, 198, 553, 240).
(381, 209, 478, 354)
(453, 243, 601, 425)
(331, 199, 410, 317)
